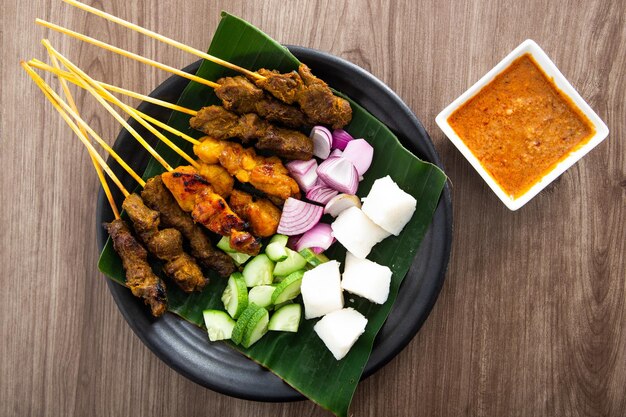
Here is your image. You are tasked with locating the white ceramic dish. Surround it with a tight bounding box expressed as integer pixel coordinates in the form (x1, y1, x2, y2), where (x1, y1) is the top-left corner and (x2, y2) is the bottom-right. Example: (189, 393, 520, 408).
(435, 39, 609, 211)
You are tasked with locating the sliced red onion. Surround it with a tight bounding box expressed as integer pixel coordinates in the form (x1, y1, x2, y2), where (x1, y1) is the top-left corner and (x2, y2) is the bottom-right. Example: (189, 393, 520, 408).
(317, 156, 359, 194)
(310, 126, 332, 159)
(329, 148, 343, 158)
(287, 159, 318, 192)
(277, 197, 324, 236)
(287, 235, 302, 250)
(286, 159, 316, 175)
(342, 139, 374, 176)
(295, 223, 335, 252)
(311, 247, 325, 254)
(306, 183, 339, 205)
(332, 129, 354, 150)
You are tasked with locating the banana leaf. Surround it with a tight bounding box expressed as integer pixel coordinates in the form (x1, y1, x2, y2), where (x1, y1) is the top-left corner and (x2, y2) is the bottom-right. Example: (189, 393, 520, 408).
(98, 12, 446, 417)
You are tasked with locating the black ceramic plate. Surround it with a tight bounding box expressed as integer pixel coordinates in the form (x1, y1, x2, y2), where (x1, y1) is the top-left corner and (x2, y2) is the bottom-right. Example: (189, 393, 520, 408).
(96, 46, 453, 401)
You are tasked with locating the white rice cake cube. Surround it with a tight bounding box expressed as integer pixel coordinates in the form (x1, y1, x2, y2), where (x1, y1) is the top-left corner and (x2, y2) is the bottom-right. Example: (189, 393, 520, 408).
(331, 206, 390, 259)
(313, 308, 368, 360)
(301, 260, 344, 319)
(341, 252, 392, 304)
(361, 175, 417, 236)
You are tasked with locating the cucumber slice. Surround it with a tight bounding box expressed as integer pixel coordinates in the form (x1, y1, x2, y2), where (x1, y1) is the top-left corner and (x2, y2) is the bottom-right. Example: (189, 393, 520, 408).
(273, 248, 307, 276)
(228, 251, 251, 266)
(268, 304, 301, 332)
(248, 285, 275, 308)
(271, 270, 304, 305)
(202, 310, 236, 341)
(221, 273, 248, 319)
(266, 241, 288, 262)
(217, 235, 236, 253)
(273, 300, 293, 310)
(231, 304, 261, 345)
(242, 254, 274, 287)
(299, 248, 330, 267)
(269, 234, 289, 246)
(242, 307, 270, 348)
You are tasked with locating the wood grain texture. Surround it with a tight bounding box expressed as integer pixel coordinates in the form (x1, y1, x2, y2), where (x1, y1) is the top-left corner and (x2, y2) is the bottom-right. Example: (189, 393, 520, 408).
(1, 0, 624, 416)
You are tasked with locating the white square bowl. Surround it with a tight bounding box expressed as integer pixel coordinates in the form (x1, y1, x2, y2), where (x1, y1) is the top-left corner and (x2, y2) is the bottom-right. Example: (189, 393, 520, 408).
(435, 39, 609, 211)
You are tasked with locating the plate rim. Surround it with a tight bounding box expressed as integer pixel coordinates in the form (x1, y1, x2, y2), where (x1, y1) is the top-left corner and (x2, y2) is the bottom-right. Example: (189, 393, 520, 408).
(96, 45, 453, 401)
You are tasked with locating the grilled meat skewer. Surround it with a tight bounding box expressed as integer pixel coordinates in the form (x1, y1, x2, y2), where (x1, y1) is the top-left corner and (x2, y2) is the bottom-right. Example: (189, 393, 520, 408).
(193, 136, 300, 203)
(190, 105, 313, 161)
(215, 76, 311, 129)
(255, 64, 352, 129)
(122, 194, 207, 292)
(161, 166, 262, 255)
(229, 190, 281, 237)
(104, 219, 167, 317)
(141, 176, 236, 278)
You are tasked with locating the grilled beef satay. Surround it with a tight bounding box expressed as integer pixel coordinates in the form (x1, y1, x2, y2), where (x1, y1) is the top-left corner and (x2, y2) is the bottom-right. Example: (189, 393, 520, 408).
(189, 105, 313, 161)
(141, 176, 236, 278)
(122, 194, 207, 292)
(161, 166, 262, 255)
(104, 219, 167, 317)
(229, 190, 281, 237)
(254, 64, 352, 129)
(193, 136, 300, 203)
(215, 76, 311, 129)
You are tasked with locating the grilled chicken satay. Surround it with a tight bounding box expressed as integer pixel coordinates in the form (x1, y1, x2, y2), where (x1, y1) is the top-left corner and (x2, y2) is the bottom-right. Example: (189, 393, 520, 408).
(189, 105, 313, 161)
(141, 176, 236, 277)
(194, 136, 300, 203)
(104, 219, 167, 317)
(161, 166, 262, 255)
(229, 190, 281, 237)
(122, 194, 207, 292)
(255, 63, 352, 129)
(215, 76, 311, 129)
(196, 163, 234, 198)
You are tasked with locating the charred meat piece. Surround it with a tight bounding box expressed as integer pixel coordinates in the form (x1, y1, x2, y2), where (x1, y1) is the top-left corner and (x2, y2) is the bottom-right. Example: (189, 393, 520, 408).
(141, 176, 236, 278)
(104, 219, 167, 317)
(122, 194, 207, 292)
(190, 106, 313, 160)
(215, 76, 310, 128)
(197, 162, 234, 198)
(229, 190, 281, 237)
(255, 64, 352, 129)
(162, 166, 262, 255)
(193, 136, 300, 202)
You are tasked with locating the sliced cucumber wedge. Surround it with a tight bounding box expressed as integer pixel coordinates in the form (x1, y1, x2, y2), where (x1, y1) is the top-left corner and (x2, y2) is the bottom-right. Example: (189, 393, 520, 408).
(217, 235, 236, 253)
(248, 285, 275, 308)
(299, 248, 330, 267)
(271, 270, 304, 305)
(268, 304, 301, 332)
(231, 304, 261, 345)
(218, 236, 252, 265)
(221, 272, 248, 319)
(202, 310, 236, 341)
(273, 248, 307, 276)
(243, 254, 274, 287)
(269, 234, 289, 246)
(265, 241, 288, 262)
(242, 306, 270, 348)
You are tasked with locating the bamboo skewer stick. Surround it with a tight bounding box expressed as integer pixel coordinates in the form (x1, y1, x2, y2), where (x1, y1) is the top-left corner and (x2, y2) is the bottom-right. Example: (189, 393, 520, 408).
(31, 58, 201, 147)
(48, 53, 121, 219)
(36, 19, 220, 89)
(42, 40, 195, 171)
(29, 59, 197, 116)
(62, 0, 264, 81)
(22, 61, 131, 200)
(22, 60, 144, 186)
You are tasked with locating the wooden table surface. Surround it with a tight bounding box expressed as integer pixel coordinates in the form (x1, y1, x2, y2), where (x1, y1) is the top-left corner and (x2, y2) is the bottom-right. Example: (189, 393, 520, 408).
(2, 0, 624, 416)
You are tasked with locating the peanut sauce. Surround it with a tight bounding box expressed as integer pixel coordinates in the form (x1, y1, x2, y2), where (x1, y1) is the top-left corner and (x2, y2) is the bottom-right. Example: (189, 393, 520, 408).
(448, 53, 595, 198)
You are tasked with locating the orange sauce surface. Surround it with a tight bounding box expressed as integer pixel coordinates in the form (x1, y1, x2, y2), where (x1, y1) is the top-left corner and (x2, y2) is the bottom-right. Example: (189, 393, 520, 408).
(448, 54, 595, 198)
